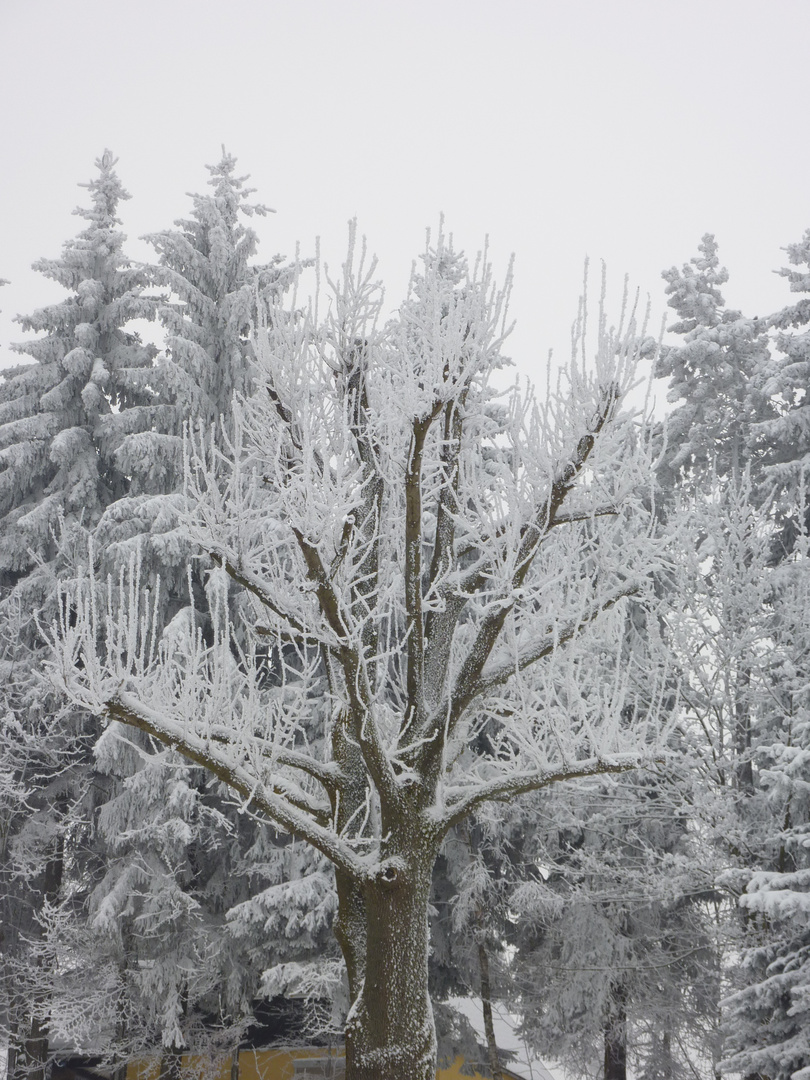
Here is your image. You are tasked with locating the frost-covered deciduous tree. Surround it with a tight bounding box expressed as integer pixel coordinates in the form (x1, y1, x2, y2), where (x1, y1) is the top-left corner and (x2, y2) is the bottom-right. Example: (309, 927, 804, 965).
(664, 478, 775, 801)
(496, 580, 719, 1080)
(51, 228, 667, 1080)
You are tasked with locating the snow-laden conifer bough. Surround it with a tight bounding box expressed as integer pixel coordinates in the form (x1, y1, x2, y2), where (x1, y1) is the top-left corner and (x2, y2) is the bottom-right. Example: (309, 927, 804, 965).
(48, 224, 672, 1080)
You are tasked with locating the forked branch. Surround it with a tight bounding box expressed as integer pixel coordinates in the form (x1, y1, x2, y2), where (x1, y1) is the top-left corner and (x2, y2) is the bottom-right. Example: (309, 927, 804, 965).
(443, 383, 622, 739)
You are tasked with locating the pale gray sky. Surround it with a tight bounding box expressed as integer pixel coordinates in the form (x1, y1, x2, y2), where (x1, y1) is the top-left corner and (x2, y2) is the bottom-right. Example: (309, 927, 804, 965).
(1, 0, 807, 386)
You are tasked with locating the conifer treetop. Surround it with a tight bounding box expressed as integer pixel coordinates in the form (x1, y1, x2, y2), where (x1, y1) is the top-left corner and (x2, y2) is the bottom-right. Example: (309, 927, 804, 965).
(0, 151, 155, 571)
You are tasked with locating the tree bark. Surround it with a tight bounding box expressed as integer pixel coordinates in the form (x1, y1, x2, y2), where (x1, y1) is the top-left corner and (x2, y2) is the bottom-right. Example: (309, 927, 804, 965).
(21, 1013, 49, 1080)
(734, 665, 754, 794)
(660, 1031, 673, 1080)
(344, 861, 436, 1080)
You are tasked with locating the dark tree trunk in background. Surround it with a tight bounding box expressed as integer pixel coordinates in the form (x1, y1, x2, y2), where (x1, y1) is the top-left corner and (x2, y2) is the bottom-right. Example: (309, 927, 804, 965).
(16, 836, 65, 1080)
(478, 942, 503, 1080)
(157, 1047, 182, 1080)
(604, 987, 628, 1080)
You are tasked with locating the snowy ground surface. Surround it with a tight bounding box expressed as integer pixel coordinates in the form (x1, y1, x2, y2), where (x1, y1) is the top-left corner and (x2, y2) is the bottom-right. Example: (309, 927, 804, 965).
(449, 998, 564, 1080)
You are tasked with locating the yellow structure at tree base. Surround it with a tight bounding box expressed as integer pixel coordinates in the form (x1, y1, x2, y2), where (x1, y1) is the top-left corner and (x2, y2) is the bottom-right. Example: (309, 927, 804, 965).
(126, 1047, 525, 1080)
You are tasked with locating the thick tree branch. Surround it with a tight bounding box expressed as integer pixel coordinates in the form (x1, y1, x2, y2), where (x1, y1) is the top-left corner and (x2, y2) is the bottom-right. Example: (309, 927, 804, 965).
(404, 417, 431, 720)
(290, 527, 400, 809)
(453, 582, 641, 717)
(340, 345, 385, 670)
(205, 730, 344, 797)
(550, 506, 619, 526)
(109, 710, 332, 824)
(438, 754, 646, 832)
(426, 399, 464, 592)
(290, 527, 352, 644)
(423, 397, 470, 702)
(106, 695, 369, 878)
(266, 380, 325, 475)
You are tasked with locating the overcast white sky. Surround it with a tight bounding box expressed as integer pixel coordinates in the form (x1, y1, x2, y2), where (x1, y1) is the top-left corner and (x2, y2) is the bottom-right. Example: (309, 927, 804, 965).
(1, 0, 808, 389)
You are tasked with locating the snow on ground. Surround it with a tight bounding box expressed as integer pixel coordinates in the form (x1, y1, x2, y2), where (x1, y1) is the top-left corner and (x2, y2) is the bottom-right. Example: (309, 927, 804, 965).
(449, 997, 564, 1080)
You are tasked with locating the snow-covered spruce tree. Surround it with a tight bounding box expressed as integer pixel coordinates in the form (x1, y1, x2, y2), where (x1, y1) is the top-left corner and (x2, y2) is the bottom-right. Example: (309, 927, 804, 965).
(0, 613, 81, 1080)
(664, 474, 777, 810)
(86, 153, 307, 1073)
(109, 147, 292, 513)
(755, 227, 810, 557)
(655, 235, 780, 858)
(0, 151, 156, 1080)
(656, 234, 772, 495)
(654, 238, 810, 1078)
(51, 228, 668, 1080)
(0, 149, 155, 565)
(506, 766, 722, 1080)
(719, 533, 810, 1080)
(715, 227, 810, 1080)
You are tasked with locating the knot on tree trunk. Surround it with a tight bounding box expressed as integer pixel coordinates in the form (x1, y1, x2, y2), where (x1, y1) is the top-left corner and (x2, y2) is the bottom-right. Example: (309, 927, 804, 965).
(375, 856, 407, 890)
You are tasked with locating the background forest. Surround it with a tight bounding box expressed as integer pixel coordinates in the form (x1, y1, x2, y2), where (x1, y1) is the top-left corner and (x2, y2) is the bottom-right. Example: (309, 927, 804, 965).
(1, 145, 810, 1080)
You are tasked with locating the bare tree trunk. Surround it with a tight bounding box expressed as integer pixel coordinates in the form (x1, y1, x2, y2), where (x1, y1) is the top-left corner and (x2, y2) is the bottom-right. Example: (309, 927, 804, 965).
(110, 942, 131, 1080)
(22, 1015, 49, 1080)
(660, 1031, 673, 1080)
(734, 666, 754, 794)
(5, 1000, 22, 1080)
(343, 859, 436, 1080)
(478, 942, 503, 1080)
